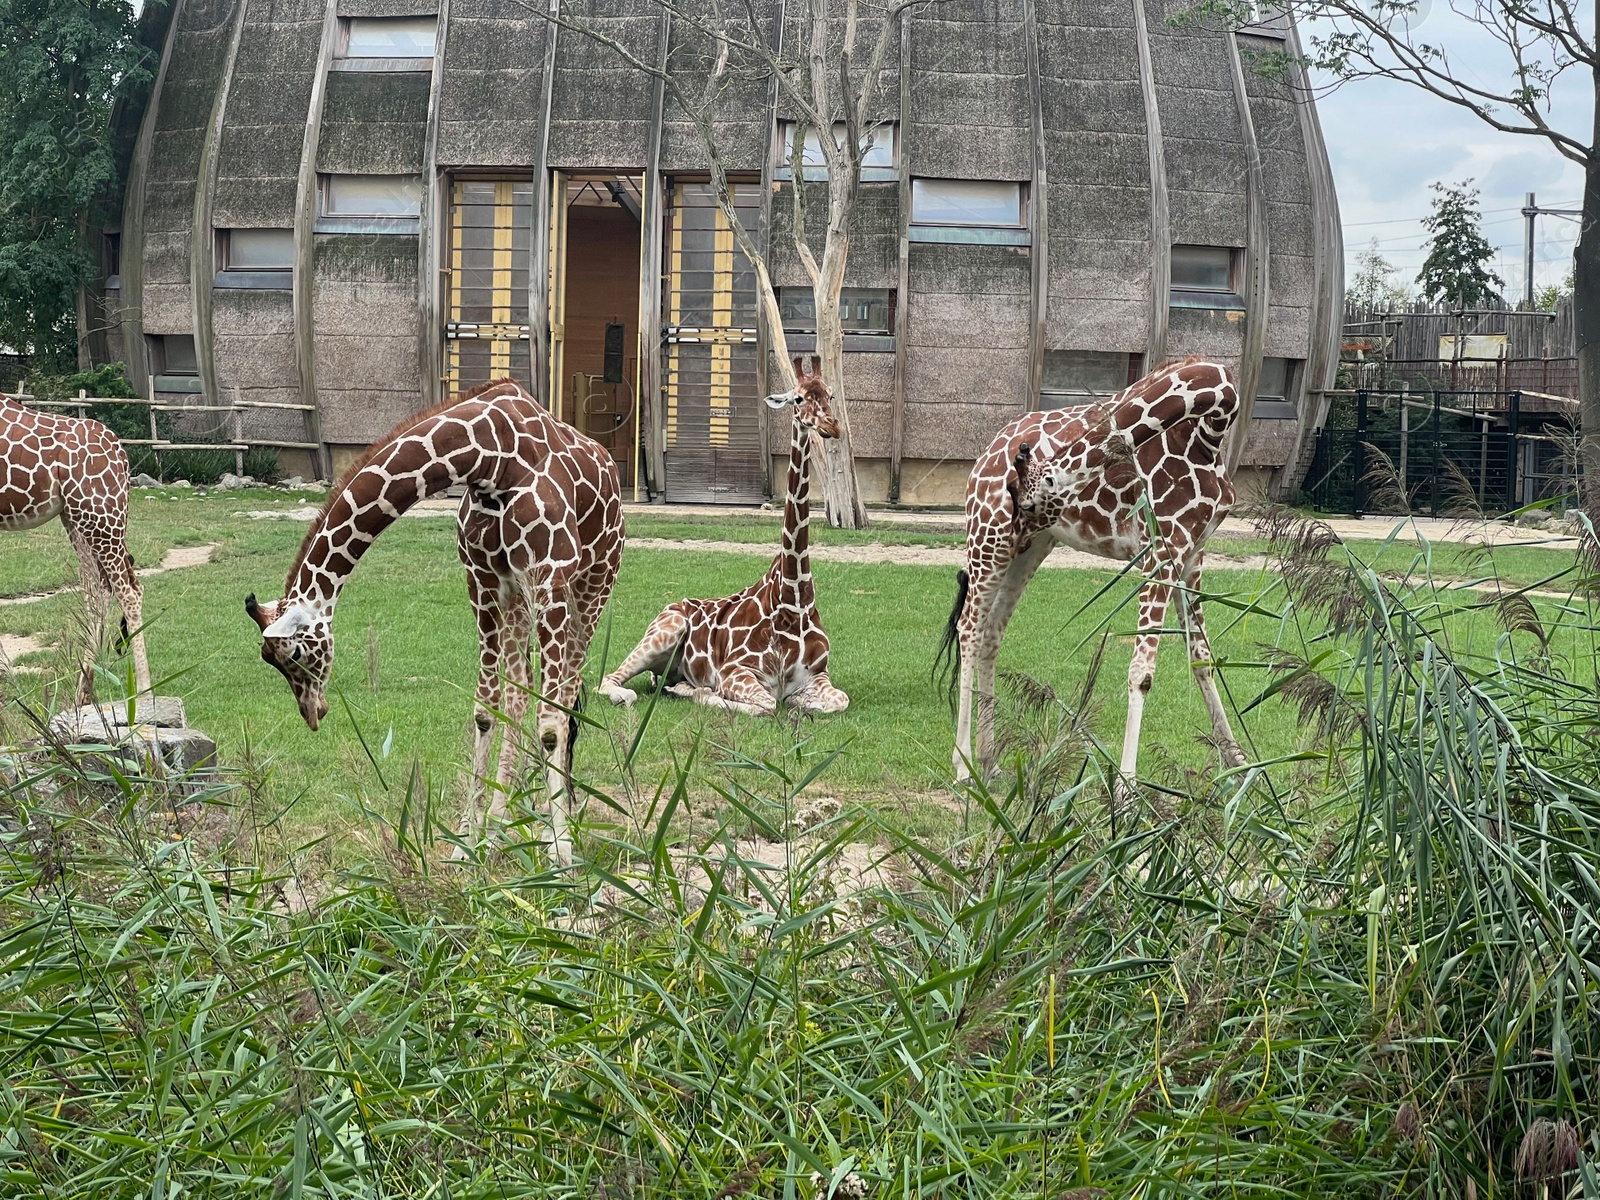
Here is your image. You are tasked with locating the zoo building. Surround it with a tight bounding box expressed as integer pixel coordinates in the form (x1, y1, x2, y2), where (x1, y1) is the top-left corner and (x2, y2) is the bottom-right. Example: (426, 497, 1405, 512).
(93, 0, 1342, 505)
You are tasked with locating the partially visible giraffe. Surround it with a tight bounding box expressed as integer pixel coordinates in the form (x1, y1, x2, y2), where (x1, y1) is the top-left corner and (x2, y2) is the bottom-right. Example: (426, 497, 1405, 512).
(244, 378, 623, 864)
(937, 357, 1248, 787)
(599, 356, 849, 717)
(0, 395, 151, 700)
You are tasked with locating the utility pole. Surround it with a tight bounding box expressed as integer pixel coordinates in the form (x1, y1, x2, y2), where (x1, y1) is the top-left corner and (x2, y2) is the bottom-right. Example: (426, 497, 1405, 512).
(1521, 192, 1584, 306)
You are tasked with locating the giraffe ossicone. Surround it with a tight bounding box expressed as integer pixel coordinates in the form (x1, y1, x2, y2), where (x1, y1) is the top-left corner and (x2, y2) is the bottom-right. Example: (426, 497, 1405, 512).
(941, 356, 1248, 789)
(245, 378, 623, 864)
(0, 393, 152, 700)
(599, 355, 849, 718)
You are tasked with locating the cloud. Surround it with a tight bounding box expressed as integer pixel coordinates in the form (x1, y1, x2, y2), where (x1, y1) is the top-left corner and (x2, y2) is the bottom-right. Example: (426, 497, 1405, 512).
(1328, 135, 1470, 204)
(1477, 150, 1569, 204)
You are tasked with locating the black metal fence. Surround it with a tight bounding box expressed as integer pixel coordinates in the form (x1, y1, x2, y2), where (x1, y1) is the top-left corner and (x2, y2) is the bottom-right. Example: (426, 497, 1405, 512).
(1305, 390, 1578, 517)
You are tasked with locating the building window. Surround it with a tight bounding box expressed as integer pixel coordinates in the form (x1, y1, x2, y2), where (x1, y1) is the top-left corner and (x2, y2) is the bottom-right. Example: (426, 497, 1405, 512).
(1041, 350, 1138, 399)
(1170, 244, 1244, 309)
(777, 287, 894, 334)
(221, 228, 292, 270)
(1255, 356, 1299, 417)
(322, 174, 423, 217)
(153, 335, 202, 393)
(911, 179, 1024, 227)
(104, 232, 121, 281)
(775, 121, 896, 176)
(338, 16, 437, 59)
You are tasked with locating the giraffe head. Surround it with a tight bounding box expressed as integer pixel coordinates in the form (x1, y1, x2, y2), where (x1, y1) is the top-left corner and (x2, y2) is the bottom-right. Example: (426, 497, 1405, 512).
(245, 593, 332, 730)
(764, 355, 841, 438)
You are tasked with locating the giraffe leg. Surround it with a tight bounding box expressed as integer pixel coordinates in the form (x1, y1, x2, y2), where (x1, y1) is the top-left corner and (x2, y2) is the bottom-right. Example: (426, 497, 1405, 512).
(1118, 564, 1179, 796)
(485, 586, 535, 843)
(64, 524, 110, 704)
(529, 574, 577, 866)
(691, 665, 775, 717)
(791, 670, 849, 714)
(1181, 558, 1246, 770)
(93, 533, 151, 698)
(598, 606, 690, 707)
(453, 566, 506, 861)
(973, 538, 1052, 771)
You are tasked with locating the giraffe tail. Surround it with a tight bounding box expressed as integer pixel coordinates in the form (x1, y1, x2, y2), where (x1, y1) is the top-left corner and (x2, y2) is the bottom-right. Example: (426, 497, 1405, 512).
(933, 568, 969, 705)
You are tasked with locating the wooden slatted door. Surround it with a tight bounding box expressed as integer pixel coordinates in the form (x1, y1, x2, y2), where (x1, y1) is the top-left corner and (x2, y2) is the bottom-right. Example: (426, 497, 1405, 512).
(662, 181, 764, 504)
(445, 179, 535, 395)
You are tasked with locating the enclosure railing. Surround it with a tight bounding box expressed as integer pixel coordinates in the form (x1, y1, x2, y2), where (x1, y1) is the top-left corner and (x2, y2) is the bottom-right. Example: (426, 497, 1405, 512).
(1342, 355, 1578, 408)
(1306, 388, 1579, 517)
(3, 379, 320, 479)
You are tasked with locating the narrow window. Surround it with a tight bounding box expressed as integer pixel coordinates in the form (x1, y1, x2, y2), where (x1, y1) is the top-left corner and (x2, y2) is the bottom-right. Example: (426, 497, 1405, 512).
(776, 121, 896, 172)
(339, 16, 437, 58)
(221, 229, 293, 271)
(104, 232, 121, 280)
(153, 335, 203, 393)
(1169, 245, 1244, 309)
(777, 287, 895, 334)
(910, 179, 1024, 227)
(1254, 357, 1299, 417)
(1041, 350, 1138, 399)
(320, 174, 423, 219)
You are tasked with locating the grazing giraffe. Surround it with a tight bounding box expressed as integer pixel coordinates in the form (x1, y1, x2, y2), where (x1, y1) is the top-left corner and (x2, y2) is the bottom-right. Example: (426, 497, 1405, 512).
(245, 378, 623, 864)
(599, 356, 849, 717)
(0, 395, 151, 700)
(937, 357, 1248, 787)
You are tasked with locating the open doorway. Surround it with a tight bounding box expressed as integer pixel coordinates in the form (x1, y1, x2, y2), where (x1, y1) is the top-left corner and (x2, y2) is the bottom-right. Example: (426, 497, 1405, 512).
(551, 174, 642, 493)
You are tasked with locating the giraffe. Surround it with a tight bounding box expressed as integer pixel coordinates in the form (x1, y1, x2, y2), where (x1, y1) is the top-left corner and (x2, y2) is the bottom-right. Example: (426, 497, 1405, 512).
(0, 395, 151, 700)
(598, 356, 849, 717)
(937, 357, 1248, 788)
(244, 378, 623, 864)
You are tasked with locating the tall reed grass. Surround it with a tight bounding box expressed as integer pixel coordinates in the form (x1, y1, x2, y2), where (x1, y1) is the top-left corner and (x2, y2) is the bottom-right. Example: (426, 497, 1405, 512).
(2, 514, 1597, 1197)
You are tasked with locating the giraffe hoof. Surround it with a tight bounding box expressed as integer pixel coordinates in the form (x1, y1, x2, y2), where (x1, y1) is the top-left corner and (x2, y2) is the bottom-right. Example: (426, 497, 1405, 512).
(600, 683, 637, 707)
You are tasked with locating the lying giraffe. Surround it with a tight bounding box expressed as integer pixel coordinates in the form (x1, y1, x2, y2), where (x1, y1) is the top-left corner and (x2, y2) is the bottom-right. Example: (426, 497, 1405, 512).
(600, 356, 849, 717)
(938, 357, 1247, 786)
(245, 378, 623, 864)
(0, 394, 151, 700)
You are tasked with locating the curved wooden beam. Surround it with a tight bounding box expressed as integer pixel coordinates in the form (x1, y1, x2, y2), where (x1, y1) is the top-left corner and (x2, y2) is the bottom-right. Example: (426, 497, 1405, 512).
(192, 0, 249, 409)
(419, 0, 453, 410)
(1225, 27, 1269, 476)
(1023, 0, 1047, 410)
(121, 0, 186, 395)
(888, 8, 911, 501)
(639, 7, 670, 496)
(292, 0, 339, 480)
(1281, 17, 1345, 497)
(1131, 0, 1169, 369)
(529, 0, 560, 410)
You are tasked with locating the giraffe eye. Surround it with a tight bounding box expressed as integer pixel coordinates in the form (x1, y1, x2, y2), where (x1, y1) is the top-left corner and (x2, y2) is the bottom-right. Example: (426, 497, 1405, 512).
(290, 645, 303, 663)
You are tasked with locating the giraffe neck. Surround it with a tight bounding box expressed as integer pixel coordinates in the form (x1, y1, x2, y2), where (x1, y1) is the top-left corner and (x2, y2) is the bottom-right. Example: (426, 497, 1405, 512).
(776, 416, 814, 608)
(287, 415, 490, 613)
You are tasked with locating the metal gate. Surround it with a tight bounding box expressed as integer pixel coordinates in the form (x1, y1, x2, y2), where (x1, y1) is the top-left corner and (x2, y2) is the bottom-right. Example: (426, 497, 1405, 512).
(1306, 390, 1577, 517)
(662, 181, 764, 504)
(445, 179, 535, 395)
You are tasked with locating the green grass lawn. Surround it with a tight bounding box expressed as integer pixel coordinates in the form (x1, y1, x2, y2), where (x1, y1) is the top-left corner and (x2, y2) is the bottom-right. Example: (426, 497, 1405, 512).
(0, 488, 1583, 847)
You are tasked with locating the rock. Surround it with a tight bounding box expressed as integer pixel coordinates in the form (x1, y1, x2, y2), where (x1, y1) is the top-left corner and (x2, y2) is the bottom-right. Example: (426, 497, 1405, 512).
(279, 475, 305, 489)
(47, 696, 216, 777)
(215, 473, 249, 491)
(314, 478, 332, 488)
(131, 472, 161, 488)
(1518, 510, 1551, 529)
(171, 479, 192, 488)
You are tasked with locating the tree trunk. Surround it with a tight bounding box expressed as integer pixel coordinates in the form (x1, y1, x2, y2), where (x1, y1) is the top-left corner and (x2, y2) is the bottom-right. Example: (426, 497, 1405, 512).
(814, 240, 868, 529)
(75, 209, 93, 370)
(1579, 74, 1600, 541)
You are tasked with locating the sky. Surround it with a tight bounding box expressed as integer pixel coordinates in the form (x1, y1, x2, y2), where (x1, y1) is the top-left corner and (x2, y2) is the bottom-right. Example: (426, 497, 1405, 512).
(1307, 3, 1590, 299)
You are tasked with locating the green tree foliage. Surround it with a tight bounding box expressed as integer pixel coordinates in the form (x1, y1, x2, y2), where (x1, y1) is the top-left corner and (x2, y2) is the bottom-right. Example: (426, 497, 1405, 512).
(0, 0, 154, 372)
(1417, 181, 1504, 309)
(1346, 238, 1410, 312)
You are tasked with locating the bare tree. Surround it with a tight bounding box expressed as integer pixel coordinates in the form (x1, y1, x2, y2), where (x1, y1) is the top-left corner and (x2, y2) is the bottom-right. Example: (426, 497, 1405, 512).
(1193, 0, 1596, 521)
(532, 0, 924, 528)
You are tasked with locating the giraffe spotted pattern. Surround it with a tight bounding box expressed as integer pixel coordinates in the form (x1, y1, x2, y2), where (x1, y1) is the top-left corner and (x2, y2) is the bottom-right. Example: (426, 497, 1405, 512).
(245, 378, 623, 864)
(599, 356, 849, 717)
(942, 357, 1248, 787)
(0, 396, 151, 699)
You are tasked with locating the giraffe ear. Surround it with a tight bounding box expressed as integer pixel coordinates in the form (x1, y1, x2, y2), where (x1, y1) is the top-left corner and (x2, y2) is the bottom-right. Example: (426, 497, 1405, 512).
(261, 604, 311, 639)
(764, 391, 799, 410)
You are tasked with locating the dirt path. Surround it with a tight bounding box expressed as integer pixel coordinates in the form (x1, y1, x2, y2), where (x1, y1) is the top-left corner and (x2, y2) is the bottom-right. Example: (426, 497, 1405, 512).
(628, 536, 1275, 572)
(0, 543, 219, 608)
